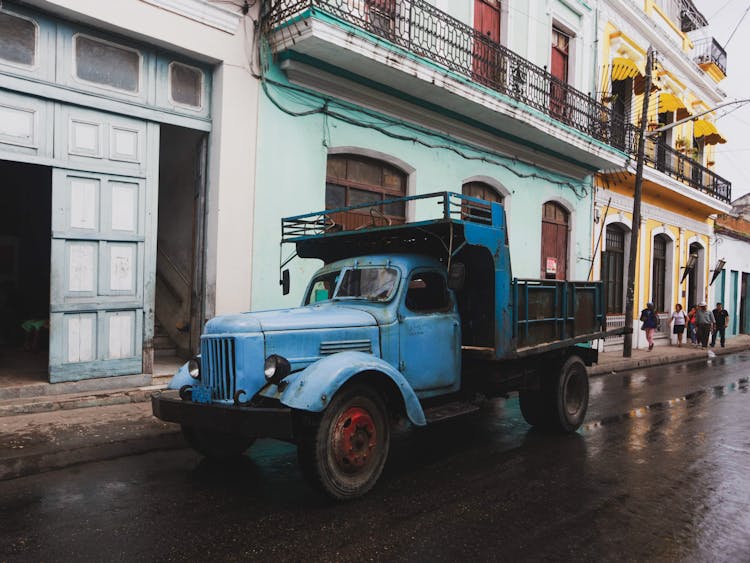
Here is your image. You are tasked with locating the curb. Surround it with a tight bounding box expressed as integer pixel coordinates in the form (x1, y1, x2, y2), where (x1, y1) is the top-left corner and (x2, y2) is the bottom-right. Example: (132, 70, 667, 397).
(588, 345, 747, 376)
(0, 430, 184, 481)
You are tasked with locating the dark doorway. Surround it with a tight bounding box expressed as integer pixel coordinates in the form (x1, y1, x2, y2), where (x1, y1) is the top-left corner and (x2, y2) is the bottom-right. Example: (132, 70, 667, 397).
(154, 125, 207, 375)
(741, 273, 749, 334)
(0, 160, 51, 384)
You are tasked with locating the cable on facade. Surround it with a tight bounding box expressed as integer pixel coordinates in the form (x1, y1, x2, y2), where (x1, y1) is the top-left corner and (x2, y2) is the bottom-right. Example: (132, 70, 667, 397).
(258, 69, 591, 199)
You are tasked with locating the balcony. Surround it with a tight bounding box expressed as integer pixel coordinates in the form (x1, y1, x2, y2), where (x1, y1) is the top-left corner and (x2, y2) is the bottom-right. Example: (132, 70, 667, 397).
(262, 0, 627, 171)
(630, 127, 732, 204)
(692, 37, 727, 78)
(262, 0, 731, 205)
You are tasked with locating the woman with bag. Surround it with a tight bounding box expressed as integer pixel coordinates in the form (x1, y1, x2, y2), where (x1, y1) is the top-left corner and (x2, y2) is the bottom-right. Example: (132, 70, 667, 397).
(668, 303, 687, 347)
(640, 301, 659, 351)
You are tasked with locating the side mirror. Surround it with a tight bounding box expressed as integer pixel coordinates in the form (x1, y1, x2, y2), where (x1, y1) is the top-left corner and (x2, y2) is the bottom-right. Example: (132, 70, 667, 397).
(447, 262, 465, 291)
(280, 269, 290, 295)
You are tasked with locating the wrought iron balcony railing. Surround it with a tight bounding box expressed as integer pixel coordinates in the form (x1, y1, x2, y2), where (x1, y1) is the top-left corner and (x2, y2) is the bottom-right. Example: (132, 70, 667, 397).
(262, 0, 627, 149)
(692, 37, 727, 75)
(263, 0, 731, 204)
(630, 126, 732, 203)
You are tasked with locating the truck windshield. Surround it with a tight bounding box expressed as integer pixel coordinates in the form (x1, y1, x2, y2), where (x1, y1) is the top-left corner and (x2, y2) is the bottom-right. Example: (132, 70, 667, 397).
(305, 271, 340, 305)
(334, 267, 399, 302)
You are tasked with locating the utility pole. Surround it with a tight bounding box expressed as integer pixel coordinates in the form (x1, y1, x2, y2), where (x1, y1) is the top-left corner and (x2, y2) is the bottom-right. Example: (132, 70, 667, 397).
(623, 47, 653, 357)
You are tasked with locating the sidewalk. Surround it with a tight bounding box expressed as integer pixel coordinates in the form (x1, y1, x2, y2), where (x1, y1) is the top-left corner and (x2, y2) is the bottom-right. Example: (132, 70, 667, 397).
(1, 335, 749, 481)
(589, 334, 750, 376)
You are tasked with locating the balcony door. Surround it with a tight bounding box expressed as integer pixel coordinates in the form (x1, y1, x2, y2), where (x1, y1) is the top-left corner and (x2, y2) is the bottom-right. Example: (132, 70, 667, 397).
(472, 0, 502, 87)
(550, 27, 570, 119)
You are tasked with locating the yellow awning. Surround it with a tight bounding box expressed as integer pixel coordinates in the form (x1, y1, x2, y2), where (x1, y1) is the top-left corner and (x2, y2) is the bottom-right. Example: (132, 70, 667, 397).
(611, 57, 641, 80)
(654, 92, 686, 113)
(693, 119, 727, 145)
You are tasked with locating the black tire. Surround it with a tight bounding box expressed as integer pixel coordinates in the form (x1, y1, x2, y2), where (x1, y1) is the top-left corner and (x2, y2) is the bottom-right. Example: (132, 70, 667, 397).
(547, 355, 589, 433)
(518, 389, 546, 427)
(519, 356, 589, 433)
(181, 425, 255, 459)
(297, 384, 390, 500)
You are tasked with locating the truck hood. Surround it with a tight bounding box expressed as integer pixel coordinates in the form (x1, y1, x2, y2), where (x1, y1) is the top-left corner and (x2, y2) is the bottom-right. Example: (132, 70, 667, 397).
(204, 303, 377, 334)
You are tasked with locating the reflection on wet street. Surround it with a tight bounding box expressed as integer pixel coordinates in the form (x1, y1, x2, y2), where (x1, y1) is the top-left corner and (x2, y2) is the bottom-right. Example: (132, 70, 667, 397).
(2, 353, 750, 561)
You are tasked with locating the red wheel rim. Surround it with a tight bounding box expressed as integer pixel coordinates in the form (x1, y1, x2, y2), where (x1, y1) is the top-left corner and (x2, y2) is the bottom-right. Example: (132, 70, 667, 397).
(332, 406, 378, 473)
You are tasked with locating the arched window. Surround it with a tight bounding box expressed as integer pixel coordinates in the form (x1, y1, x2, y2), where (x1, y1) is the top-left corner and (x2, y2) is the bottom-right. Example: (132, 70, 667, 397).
(462, 181, 504, 204)
(326, 154, 407, 231)
(462, 181, 504, 223)
(601, 225, 625, 313)
(652, 235, 668, 312)
(541, 201, 569, 279)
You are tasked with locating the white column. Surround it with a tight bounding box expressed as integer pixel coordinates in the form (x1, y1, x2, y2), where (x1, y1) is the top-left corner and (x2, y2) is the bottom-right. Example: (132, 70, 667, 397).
(678, 227, 685, 305)
(636, 216, 648, 349)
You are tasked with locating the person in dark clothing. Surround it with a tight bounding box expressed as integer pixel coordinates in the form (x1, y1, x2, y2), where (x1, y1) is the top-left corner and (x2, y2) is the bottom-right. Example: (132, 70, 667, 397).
(695, 302, 715, 349)
(711, 302, 730, 348)
(640, 301, 659, 351)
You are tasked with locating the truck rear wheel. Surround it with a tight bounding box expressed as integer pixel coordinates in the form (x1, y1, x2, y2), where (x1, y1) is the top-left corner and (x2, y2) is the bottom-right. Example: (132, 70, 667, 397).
(297, 384, 390, 500)
(548, 355, 589, 433)
(519, 355, 589, 433)
(181, 426, 255, 459)
(518, 390, 546, 427)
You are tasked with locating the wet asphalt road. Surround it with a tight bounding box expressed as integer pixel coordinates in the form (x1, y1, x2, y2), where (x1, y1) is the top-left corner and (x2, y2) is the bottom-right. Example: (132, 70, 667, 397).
(2, 352, 750, 562)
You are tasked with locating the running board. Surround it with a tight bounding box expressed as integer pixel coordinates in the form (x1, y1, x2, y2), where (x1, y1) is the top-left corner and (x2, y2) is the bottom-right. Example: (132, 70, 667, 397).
(423, 401, 481, 424)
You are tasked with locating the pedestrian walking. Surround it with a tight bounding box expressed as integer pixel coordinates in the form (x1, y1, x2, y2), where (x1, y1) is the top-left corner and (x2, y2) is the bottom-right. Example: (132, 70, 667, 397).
(687, 305, 698, 346)
(668, 303, 687, 347)
(640, 301, 660, 351)
(710, 302, 730, 348)
(695, 302, 715, 349)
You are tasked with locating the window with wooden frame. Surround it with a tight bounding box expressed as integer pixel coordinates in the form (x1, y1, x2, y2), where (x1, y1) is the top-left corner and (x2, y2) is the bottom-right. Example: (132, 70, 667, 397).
(541, 202, 569, 280)
(325, 155, 407, 231)
(472, 0, 503, 86)
(462, 181, 503, 222)
(550, 26, 570, 119)
(652, 235, 668, 313)
(602, 225, 625, 313)
(365, 0, 397, 38)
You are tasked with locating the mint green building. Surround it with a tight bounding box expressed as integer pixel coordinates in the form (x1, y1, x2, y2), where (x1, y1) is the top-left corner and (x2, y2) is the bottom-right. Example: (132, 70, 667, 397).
(253, 0, 629, 310)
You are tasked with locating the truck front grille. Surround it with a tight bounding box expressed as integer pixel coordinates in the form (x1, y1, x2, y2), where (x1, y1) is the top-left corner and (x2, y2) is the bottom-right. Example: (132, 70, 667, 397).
(201, 337, 236, 401)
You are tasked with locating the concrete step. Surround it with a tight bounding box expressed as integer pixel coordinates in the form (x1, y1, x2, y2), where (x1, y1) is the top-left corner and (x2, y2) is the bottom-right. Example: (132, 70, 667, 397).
(0, 373, 152, 402)
(153, 334, 176, 350)
(0, 384, 166, 418)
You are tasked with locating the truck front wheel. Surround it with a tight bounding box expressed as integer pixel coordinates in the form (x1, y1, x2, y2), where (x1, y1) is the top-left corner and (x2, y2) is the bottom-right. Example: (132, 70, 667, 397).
(181, 426, 256, 459)
(297, 384, 390, 500)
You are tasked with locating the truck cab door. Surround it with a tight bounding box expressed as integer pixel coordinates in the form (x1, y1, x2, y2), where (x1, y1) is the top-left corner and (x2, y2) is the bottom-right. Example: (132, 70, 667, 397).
(398, 270, 461, 393)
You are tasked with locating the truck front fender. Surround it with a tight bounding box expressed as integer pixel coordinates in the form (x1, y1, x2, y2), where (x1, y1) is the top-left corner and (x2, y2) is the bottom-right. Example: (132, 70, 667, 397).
(167, 361, 193, 390)
(279, 351, 426, 426)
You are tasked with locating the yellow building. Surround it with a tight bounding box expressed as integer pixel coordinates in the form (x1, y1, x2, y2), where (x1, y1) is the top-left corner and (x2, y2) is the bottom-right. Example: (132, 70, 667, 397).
(594, 0, 732, 349)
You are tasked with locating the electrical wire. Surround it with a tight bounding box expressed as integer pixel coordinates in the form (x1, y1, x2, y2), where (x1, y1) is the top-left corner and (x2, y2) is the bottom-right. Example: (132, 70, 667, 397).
(709, 0, 737, 19)
(723, 2, 750, 49)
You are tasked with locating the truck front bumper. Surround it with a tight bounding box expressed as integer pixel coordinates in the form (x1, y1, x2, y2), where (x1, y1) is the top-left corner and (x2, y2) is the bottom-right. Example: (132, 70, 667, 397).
(151, 390, 295, 441)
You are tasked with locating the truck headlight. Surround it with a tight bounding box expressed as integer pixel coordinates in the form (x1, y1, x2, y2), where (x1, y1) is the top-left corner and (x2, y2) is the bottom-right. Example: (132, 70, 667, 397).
(188, 357, 201, 379)
(264, 354, 291, 385)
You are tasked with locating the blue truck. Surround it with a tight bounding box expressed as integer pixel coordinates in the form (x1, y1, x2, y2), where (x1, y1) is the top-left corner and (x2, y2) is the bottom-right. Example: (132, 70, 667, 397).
(152, 192, 615, 499)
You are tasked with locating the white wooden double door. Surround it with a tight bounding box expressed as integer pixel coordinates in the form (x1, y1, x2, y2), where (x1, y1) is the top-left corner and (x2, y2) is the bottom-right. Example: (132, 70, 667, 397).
(0, 92, 158, 381)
